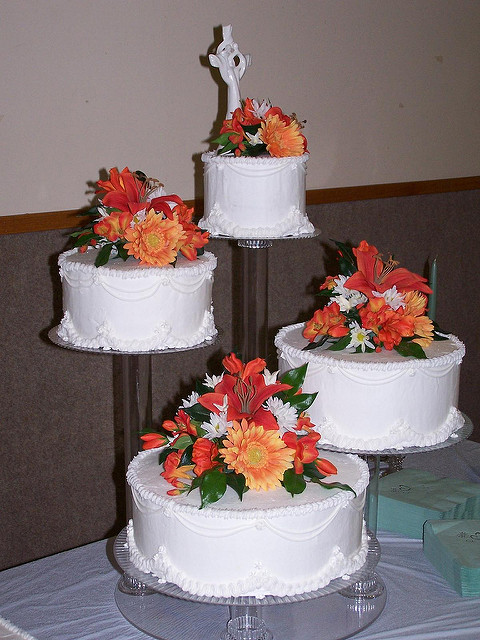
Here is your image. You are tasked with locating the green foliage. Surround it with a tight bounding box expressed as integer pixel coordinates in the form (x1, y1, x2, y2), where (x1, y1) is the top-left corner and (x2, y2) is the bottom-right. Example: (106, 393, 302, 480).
(225, 472, 247, 501)
(282, 468, 306, 496)
(394, 341, 427, 359)
(197, 468, 227, 508)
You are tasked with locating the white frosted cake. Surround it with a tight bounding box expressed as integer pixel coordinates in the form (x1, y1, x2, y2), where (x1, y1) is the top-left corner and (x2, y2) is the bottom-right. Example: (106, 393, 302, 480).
(127, 447, 368, 598)
(58, 248, 216, 352)
(275, 322, 465, 451)
(58, 166, 216, 352)
(200, 152, 313, 238)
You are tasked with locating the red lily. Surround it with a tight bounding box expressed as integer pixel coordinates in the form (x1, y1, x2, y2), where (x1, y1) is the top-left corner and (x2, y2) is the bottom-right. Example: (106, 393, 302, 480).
(97, 167, 145, 212)
(345, 240, 432, 296)
(198, 354, 292, 430)
(150, 194, 185, 220)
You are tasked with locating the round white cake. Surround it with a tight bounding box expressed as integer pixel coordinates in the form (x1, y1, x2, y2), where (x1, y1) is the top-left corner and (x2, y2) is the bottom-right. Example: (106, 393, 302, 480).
(275, 323, 465, 451)
(126, 448, 369, 599)
(57, 248, 217, 352)
(199, 152, 314, 238)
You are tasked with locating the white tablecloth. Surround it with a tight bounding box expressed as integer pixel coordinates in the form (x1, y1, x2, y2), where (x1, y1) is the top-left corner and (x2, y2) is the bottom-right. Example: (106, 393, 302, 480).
(1, 441, 479, 640)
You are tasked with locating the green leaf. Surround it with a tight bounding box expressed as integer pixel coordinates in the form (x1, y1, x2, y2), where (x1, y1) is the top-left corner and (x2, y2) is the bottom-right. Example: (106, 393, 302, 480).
(94, 244, 113, 267)
(333, 240, 357, 277)
(302, 335, 329, 352)
(195, 380, 213, 396)
(116, 242, 129, 261)
(199, 468, 227, 508)
(327, 335, 352, 351)
(225, 472, 247, 501)
(158, 448, 170, 466)
(179, 444, 193, 466)
(211, 132, 232, 146)
(282, 468, 307, 496)
(172, 434, 194, 450)
(280, 363, 308, 393)
(394, 341, 427, 359)
(310, 477, 356, 495)
(287, 392, 317, 413)
(183, 403, 211, 423)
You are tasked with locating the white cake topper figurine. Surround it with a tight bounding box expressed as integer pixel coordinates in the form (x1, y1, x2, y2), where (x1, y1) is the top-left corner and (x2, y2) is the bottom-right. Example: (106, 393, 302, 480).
(209, 25, 251, 119)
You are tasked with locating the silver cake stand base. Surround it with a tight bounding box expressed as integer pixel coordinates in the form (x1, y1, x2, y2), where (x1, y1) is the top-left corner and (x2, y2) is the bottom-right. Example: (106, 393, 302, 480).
(114, 528, 386, 640)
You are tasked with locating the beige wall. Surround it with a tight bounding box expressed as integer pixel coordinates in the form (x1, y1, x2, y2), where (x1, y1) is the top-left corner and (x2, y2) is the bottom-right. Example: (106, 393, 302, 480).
(2, 0, 479, 216)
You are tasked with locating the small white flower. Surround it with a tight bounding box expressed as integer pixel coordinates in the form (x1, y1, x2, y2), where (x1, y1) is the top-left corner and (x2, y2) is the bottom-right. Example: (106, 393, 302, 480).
(263, 369, 279, 386)
(96, 205, 110, 220)
(346, 322, 375, 352)
(264, 397, 298, 434)
(329, 275, 367, 311)
(248, 98, 272, 119)
(203, 372, 224, 389)
(182, 392, 199, 408)
(245, 130, 263, 146)
(212, 394, 228, 414)
(201, 411, 232, 439)
(372, 286, 405, 311)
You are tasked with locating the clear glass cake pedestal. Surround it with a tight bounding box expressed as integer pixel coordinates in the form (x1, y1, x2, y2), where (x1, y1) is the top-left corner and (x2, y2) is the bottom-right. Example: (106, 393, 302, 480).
(113, 527, 386, 640)
(209, 229, 320, 362)
(317, 416, 473, 599)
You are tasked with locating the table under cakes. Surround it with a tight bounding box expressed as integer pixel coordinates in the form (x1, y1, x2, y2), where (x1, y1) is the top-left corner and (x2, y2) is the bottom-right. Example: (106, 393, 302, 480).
(1, 440, 479, 640)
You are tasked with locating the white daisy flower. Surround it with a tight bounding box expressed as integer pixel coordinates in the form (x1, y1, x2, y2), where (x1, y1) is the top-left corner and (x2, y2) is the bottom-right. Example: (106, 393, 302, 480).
(346, 322, 375, 352)
(245, 130, 263, 146)
(203, 372, 224, 389)
(201, 411, 232, 440)
(248, 98, 272, 119)
(372, 286, 405, 310)
(263, 369, 279, 386)
(264, 397, 298, 434)
(182, 391, 199, 408)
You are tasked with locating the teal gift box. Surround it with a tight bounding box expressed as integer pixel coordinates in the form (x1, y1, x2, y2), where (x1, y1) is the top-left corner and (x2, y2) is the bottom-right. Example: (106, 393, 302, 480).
(377, 469, 480, 539)
(424, 520, 480, 597)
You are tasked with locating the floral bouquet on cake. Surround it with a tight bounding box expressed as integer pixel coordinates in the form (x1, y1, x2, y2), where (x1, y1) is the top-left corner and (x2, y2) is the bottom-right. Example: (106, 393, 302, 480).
(72, 167, 209, 267)
(303, 240, 446, 358)
(141, 353, 352, 508)
(212, 98, 307, 158)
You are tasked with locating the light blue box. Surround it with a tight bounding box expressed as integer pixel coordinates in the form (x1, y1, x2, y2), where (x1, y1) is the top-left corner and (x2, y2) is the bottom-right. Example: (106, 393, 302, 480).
(377, 469, 480, 539)
(424, 520, 480, 597)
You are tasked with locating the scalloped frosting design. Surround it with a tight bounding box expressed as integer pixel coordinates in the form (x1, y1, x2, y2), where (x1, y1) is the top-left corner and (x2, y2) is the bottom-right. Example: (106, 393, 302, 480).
(126, 448, 369, 598)
(58, 249, 217, 352)
(200, 152, 314, 238)
(275, 323, 465, 451)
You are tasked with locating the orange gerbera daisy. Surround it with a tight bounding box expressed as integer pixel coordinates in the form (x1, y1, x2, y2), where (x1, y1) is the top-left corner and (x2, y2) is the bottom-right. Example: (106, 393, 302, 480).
(124, 209, 186, 266)
(260, 114, 306, 157)
(219, 419, 295, 491)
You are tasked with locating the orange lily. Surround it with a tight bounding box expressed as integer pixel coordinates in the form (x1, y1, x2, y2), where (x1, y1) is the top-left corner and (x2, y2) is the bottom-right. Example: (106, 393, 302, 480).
(93, 210, 133, 241)
(161, 451, 194, 488)
(282, 431, 321, 474)
(346, 240, 432, 296)
(303, 302, 349, 342)
(192, 438, 220, 476)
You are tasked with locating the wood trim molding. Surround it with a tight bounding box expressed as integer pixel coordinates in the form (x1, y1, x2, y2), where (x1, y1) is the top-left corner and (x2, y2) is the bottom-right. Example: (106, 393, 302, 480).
(1, 176, 479, 236)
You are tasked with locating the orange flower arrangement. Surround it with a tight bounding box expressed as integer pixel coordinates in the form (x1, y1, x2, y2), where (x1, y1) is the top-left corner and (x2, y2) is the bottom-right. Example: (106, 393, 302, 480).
(71, 167, 209, 267)
(303, 240, 443, 358)
(140, 353, 349, 508)
(212, 98, 307, 158)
